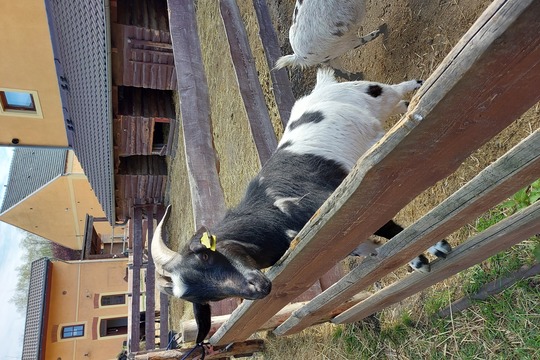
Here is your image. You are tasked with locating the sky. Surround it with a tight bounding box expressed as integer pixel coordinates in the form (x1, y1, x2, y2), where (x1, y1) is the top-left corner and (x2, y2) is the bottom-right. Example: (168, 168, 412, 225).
(0, 147, 26, 359)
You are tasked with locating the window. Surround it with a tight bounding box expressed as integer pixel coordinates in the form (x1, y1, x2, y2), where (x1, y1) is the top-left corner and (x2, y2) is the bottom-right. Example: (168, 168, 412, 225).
(0, 88, 42, 118)
(0, 91, 36, 111)
(101, 294, 126, 306)
(61, 324, 84, 339)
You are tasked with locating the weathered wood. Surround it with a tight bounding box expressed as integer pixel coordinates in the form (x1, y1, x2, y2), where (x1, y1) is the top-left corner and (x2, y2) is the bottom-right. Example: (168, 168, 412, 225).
(167, 0, 237, 321)
(130, 207, 143, 353)
(220, 0, 278, 165)
(274, 129, 540, 335)
(133, 339, 265, 360)
(333, 201, 540, 324)
(437, 262, 540, 318)
(167, 0, 226, 228)
(146, 205, 156, 350)
(182, 293, 370, 343)
(211, 0, 540, 344)
(252, 0, 294, 126)
(156, 206, 169, 348)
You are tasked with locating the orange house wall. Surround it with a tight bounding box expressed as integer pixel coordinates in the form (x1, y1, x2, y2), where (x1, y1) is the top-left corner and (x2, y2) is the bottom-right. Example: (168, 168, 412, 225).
(44, 259, 129, 359)
(0, 0, 68, 147)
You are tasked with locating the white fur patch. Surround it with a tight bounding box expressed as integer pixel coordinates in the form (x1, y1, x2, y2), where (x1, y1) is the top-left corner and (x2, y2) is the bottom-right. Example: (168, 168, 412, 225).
(286, 229, 298, 239)
(172, 274, 188, 298)
(279, 69, 420, 171)
(274, 197, 301, 215)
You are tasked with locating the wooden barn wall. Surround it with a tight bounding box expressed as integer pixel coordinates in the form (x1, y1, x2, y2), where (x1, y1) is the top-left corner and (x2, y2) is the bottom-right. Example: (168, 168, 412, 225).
(116, 0, 170, 31)
(112, 24, 176, 90)
(117, 86, 175, 119)
(115, 156, 168, 220)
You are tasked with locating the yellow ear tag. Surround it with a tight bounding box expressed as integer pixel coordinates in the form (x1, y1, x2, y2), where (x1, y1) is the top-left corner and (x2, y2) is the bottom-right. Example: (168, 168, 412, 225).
(200, 232, 217, 251)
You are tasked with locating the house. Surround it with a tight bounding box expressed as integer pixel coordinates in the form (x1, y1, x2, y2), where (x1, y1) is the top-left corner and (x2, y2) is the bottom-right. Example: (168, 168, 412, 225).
(21, 257, 140, 360)
(1, 0, 178, 357)
(0, 148, 125, 253)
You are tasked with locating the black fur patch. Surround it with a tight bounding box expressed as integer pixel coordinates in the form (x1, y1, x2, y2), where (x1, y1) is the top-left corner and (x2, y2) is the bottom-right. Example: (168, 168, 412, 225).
(193, 303, 211, 343)
(288, 111, 325, 130)
(332, 29, 344, 37)
(367, 85, 383, 98)
(279, 140, 294, 150)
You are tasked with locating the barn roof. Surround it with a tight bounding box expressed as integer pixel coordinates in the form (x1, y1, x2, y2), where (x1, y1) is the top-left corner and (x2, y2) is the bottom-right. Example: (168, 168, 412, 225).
(44, 0, 115, 224)
(21, 258, 51, 360)
(0, 148, 66, 214)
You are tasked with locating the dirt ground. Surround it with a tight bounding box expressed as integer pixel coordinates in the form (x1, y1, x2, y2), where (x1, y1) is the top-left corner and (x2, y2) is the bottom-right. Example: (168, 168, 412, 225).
(165, 0, 540, 356)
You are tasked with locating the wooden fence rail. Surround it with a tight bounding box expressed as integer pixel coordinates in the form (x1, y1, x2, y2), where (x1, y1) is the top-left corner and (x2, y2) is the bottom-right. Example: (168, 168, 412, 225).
(210, 0, 540, 345)
(128, 205, 168, 353)
(334, 199, 540, 324)
(274, 128, 540, 335)
(220, 0, 278, 164)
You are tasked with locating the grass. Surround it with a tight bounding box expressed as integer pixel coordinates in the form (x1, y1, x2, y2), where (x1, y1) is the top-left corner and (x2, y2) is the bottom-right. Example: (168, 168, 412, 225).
(260, 182, 540, 359)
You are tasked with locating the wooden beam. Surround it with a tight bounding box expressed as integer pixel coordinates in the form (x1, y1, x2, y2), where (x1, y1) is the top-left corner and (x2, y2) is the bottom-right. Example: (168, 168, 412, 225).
(146, 205, 156, 350)
(181, 292, 369, 343)
(167, 0, 238, 321)
(333, 200, 540, 324)
(130, 206, 143, 353)
(156, 206, 169, 348)
(437, 262, 540, 318)
(210, 0, 540, 344)
(220, 0, 278, 164)
(252, 0, 294, 126)
(133, 339, 265, 360)
(274, 129, 540, 335)
(167, 0, 226, 228)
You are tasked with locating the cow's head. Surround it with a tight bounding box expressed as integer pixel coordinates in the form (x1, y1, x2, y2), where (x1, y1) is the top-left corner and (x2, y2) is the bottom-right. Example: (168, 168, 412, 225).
(151, 205, 272, 342)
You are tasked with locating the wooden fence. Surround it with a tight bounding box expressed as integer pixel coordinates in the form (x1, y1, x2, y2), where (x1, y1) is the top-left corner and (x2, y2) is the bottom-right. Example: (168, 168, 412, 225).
(130, 0, 540, 357)
(127, 205, 168, 353)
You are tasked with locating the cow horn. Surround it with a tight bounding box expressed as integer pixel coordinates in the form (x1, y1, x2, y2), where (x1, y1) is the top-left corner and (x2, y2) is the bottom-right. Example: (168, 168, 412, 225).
(151, 205, 182, 272)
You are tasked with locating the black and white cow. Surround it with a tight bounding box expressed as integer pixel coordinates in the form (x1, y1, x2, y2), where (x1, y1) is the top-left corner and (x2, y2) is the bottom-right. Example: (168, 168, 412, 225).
(275, 0, 385, 77)
(152, 68, 450, 343)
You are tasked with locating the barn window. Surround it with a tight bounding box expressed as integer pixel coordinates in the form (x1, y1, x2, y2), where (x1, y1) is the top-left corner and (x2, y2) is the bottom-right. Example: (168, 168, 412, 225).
(61, 324, 84, 339)
(101, 294, 126, 306)
(0, 88, 43, 118)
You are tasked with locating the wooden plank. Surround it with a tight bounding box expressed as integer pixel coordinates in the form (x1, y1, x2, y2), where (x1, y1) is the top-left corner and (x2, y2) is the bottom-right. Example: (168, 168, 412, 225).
(274, 129, 540, 336)
(333, 200, 540, 324)
(167, 0, 237, 321)
(130, 206, 143, 353)
(210, 0, 540, 344)
(252, 0, 294, 126)
(167, 0, 226, 228)
(155, 206, 169, 348)
(133, 339, 265, 360)
(319, 263, 346, 292)
(146, 205, 156, 350)
(181, 293, 370, 343)
(437, 262, 540, 318)
(220, 0, 278, 164)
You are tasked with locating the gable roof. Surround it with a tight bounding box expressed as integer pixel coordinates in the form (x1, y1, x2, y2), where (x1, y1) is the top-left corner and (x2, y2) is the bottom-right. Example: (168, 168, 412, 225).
(0, 148, 66, 214)
(44, 0, 115, 224)
(21, 258, 51, 360)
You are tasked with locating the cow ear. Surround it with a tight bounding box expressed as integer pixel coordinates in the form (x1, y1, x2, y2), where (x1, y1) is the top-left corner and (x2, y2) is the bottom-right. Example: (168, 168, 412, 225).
(193, 302, 212, 344)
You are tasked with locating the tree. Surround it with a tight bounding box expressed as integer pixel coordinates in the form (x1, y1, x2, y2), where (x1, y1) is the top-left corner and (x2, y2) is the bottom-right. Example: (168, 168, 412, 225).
(9, 233, 53, 313)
